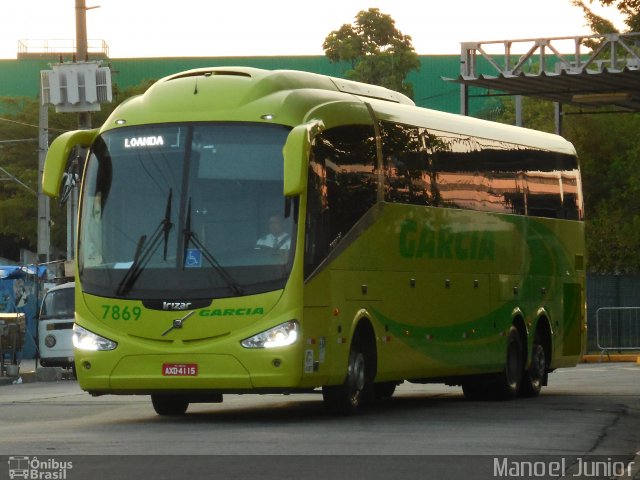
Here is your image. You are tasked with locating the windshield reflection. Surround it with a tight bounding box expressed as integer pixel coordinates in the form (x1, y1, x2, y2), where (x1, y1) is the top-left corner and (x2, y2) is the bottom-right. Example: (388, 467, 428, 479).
(79, 122, 295, 300)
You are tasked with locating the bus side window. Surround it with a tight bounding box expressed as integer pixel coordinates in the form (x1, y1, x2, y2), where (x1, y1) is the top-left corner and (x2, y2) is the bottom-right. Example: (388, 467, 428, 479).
(305, 150, 330, 278)
(381, 122, 434, 206)
(305, 126, 377, 278)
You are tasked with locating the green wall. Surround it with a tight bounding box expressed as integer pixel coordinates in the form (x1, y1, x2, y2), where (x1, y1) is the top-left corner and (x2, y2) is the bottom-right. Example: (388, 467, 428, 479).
(0, 55, 492, 115)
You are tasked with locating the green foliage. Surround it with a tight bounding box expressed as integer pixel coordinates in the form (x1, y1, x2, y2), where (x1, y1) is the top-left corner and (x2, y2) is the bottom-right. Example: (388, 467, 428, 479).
(323, 8, 420, 98)
(483, 96, 557, 133)
(0, 98, 57, 258)
(592, 0, 640, 30)
(571, 0, 619, 36)
(560, 0, 640, 273)
(0, 79, 153, 260)
(564, 112, 640, 274)
(571, 0, 640, 39)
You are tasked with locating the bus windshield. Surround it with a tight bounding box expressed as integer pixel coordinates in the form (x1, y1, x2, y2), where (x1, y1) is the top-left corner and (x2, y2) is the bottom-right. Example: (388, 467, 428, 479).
(78, 122, 295, 300)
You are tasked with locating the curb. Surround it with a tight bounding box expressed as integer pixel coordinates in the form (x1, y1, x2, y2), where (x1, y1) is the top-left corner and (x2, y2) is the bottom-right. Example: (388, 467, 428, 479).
(0, 370, 37, 385)
(582, 354, 639, 363)
(0, 367, 74, 386)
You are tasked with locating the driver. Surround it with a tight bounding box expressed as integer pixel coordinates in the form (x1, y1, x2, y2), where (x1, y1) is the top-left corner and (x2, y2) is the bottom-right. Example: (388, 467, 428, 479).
(256, 214, 291, 250)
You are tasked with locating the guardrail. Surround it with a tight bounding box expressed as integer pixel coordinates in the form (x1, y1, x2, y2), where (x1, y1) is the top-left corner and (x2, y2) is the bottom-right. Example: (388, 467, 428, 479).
(17, 39, 109, 59)
(596, 307, 640, 358)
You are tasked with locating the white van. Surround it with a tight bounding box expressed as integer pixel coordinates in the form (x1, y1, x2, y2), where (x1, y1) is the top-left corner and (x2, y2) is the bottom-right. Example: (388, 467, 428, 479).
(38, 282, 75, 370)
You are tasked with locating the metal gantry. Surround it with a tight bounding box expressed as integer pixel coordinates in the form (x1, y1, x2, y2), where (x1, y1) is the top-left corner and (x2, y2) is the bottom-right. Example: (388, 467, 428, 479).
(449, 32, 640, 131)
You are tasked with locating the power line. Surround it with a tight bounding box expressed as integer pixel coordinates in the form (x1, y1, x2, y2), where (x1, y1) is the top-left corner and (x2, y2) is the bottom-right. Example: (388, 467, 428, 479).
(0, 116, 67, 132)
(420, 88, 459, 101)
(0, 165, 37, 196)
(0, 138, 38, 144)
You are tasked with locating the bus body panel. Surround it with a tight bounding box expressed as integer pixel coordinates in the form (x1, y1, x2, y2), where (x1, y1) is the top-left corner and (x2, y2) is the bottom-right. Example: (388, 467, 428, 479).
(300, 203, 585, 385)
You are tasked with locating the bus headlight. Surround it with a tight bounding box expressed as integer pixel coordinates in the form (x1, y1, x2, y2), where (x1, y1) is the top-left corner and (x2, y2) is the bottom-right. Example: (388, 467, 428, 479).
(72, 324, 117, 351)
(241, 320, 299, 349)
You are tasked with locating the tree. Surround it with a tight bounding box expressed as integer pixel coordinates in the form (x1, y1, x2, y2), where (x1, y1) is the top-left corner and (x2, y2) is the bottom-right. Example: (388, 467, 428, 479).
(0, 79, 154, 261)
(323, 8, 420, 98)
(564, 0, 640, 273)
(563, 113, 640, 274)
(0, 97, 69, 259)
(571, 0, 640, 32)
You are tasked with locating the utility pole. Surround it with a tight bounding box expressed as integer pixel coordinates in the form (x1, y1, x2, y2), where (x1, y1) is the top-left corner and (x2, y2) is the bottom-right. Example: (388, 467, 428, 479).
(40, 1, 110, 264)
(37, 101, 50, 263)
(75, 0, 88, 61)
(75, 0, 92, 129)
(67, 0, 92, 260)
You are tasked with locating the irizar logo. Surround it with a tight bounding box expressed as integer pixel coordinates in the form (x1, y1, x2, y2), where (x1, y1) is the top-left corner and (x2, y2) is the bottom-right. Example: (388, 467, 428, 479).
(124, 135, 164, 148)
(162, 301, 192, 311)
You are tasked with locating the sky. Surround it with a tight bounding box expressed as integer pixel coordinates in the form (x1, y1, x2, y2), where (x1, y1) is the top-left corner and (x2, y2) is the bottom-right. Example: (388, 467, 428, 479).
(1, 0, 626, 59)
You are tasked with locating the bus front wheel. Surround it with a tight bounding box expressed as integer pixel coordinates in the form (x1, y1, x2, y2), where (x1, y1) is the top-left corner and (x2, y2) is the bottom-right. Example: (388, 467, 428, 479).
(151, 394, 189, 416)
(322, 343, 371, 414)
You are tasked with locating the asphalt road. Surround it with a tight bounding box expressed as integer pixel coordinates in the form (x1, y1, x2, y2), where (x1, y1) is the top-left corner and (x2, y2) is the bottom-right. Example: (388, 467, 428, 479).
(0, 362, 639, 479)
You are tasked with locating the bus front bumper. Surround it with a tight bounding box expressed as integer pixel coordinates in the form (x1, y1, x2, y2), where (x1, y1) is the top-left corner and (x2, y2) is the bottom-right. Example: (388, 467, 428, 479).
(75, 351, 303, 394)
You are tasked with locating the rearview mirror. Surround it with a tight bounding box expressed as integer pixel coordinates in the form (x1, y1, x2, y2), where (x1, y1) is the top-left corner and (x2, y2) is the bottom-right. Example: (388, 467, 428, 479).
(282, 120, 323, 197)
(43, 129, 99, 197)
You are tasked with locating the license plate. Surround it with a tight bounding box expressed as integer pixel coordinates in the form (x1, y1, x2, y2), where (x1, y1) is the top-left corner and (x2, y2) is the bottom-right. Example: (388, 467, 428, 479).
(162, 363, 198, 376)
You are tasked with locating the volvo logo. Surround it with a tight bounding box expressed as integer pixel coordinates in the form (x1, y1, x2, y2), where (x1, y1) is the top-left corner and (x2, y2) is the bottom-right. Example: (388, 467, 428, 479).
(162, 311, 195, 336)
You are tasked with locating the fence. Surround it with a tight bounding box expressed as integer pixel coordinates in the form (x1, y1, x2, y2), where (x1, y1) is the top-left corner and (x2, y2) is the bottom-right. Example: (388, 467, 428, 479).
(595, 307, 640, 357)
(587, 275, 640, 353)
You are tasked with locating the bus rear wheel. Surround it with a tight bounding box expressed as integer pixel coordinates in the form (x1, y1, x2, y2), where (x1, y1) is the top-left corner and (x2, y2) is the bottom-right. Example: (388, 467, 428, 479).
(323, 343, 371, 414)
(520, 331, 546, 397)
(493, 326, 524, 400)
(151, 394, 189, 416)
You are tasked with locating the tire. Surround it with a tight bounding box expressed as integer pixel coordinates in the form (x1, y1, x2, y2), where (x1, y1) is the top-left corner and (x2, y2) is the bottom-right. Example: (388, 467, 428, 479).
(493, 326, 524, 400)
(520, 331, 546, 398)
(323, 342, 371, 414)
(151, 394, 189, 416)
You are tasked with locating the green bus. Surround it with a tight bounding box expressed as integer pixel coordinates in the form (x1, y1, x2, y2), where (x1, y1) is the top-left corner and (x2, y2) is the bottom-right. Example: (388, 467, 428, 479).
(43, 67, 585, 415)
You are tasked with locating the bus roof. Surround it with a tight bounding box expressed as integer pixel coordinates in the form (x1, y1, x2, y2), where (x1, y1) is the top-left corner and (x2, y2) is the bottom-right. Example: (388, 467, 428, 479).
(103, 67, 575, 155)
(368, 98, 576, 155)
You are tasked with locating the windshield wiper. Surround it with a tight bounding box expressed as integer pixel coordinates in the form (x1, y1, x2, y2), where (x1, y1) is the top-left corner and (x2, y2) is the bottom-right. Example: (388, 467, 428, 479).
(182, 197, 244, 296)
(116, 189, 173, 296)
